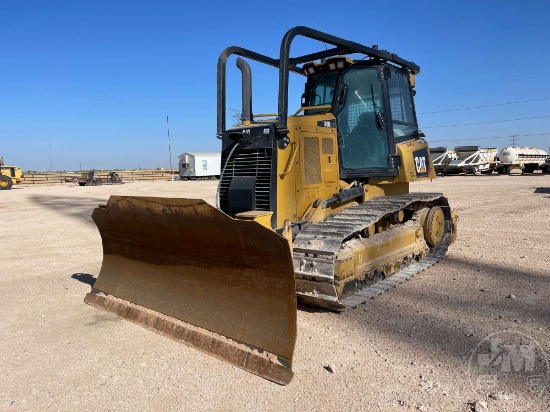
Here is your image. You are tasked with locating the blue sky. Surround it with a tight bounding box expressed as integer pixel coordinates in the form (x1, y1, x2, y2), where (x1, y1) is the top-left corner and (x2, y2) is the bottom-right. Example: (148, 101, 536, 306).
(1, 0, 549, 171)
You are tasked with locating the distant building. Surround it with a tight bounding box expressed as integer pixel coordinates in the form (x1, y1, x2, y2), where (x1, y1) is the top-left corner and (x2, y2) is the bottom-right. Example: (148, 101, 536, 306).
(178, 152, 221, 180)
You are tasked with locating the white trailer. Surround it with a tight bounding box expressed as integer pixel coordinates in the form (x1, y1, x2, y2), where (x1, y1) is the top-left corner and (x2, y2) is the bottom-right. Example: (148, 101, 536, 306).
(497, 146, 549, 174)
(178, 152, 221, 180)
(429, 147, 458, 174)
(445, 146, 499, 174)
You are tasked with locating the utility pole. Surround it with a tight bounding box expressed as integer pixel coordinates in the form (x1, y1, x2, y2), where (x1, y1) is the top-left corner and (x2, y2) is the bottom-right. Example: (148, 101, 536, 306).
(49, 143, 53, 171)
(167, 115, 174, 180)
(510, 134, 519, 146)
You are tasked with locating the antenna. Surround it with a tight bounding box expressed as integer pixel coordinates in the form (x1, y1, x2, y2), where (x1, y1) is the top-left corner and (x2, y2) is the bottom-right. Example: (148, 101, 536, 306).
(167, 116, 174, 180)
(229, 108, 242, 127)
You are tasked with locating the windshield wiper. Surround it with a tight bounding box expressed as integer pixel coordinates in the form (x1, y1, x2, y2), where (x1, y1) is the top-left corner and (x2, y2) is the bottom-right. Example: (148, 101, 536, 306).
(370, 83, 385, 129)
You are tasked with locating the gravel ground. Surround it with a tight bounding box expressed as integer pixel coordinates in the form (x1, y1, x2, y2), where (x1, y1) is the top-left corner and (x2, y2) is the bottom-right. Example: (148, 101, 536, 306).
(1, 175, 549, 412)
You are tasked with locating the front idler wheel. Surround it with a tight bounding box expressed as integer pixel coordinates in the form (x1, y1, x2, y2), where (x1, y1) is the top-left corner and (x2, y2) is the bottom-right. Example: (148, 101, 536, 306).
(417, 206, 445, 247)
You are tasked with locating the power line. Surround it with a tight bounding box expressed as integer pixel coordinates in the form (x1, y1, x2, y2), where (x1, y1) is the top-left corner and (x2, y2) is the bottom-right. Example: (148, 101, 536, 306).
(423, 115, 550, 129)
(430, 132, 550, 143)
(429, 74, 547, 93)
(519, 132, 550, 137)
(418, 97, 550, 114)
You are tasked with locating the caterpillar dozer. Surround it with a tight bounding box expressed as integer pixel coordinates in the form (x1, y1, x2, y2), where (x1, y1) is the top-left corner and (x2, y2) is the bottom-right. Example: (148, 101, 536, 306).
(85, 26, 458, 385)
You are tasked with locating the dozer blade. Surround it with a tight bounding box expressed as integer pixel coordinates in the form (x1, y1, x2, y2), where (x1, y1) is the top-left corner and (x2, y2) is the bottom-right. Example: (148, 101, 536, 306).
(85, 196, 297, 385)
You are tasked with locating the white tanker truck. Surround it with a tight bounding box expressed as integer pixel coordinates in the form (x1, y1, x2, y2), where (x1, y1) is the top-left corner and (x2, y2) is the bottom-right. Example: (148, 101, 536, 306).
(496, 146, 550, 174)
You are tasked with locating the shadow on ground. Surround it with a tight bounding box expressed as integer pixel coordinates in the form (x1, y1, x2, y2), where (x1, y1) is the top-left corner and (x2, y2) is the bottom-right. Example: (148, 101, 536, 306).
(534, 187, 550, 195)
(72, 273, 96, 287)
(30, 195, 106, 225)
(337, 255, 549, 400)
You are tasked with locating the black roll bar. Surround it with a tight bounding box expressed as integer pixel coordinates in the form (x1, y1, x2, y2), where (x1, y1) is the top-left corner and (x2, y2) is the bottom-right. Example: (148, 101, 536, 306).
(217, 26, 420, 139)
(216, 46, 304, 137)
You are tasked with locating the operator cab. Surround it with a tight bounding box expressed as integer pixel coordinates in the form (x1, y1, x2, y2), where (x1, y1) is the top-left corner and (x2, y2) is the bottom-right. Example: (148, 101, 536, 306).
(302, 57, 419, 179)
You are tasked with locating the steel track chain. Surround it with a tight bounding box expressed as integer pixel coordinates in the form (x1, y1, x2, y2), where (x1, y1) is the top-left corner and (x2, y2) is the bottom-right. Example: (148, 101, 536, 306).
(292, 192, 452, 310)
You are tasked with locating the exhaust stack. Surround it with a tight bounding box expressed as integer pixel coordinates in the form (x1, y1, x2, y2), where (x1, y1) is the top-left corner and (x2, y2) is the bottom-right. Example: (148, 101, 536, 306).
(236, 57, 252, 125)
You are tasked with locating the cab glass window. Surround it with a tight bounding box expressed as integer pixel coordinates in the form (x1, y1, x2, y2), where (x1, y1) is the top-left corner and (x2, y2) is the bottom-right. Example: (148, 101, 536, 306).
(306, 70, 338, 110)
(337, 67, 388, 170)
(387, 69, 417, 139)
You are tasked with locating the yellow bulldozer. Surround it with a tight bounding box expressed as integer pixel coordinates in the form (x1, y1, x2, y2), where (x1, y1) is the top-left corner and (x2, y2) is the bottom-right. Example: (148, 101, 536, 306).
(0, 156, 24, 190)
(85, 26, 458, 385)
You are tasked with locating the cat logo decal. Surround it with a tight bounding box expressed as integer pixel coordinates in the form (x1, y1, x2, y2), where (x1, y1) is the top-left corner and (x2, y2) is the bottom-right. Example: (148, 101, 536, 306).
(412, 147, 430, 177)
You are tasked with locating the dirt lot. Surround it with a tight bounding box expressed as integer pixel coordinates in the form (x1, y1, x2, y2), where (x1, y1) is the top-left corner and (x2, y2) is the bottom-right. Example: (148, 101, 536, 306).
(1, 175, 549, 411)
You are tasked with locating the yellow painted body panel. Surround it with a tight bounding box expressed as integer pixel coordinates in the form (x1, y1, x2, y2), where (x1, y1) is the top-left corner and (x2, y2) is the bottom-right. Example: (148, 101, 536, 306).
(276, 113, 341, 227)
(334, 221, 429, 294)
(394, 139, 436, 182)
(275, 114, 437, 227)
(235, 211, 274, 228)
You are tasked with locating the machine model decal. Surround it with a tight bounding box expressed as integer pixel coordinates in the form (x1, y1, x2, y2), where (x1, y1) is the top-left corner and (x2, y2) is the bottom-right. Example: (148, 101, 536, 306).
(317, 120, 336, 128)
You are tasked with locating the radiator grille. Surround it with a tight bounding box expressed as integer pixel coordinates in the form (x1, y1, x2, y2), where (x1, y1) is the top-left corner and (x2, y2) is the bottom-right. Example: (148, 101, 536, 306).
(322, 138, 333, 154)
(304, 137, 321, 185)
(220, 149, 273, 213)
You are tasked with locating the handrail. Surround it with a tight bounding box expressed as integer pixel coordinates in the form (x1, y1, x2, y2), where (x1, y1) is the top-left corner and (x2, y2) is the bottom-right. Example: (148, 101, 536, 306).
(293, 105, 332, 116)
(279, 142, 298, 178)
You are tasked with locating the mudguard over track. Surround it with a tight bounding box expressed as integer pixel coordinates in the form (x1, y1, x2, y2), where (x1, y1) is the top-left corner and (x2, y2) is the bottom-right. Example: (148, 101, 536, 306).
(85, 196, 297, 385)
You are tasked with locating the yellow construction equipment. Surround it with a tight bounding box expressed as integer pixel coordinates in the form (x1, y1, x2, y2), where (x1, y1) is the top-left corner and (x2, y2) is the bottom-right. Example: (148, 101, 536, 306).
(0, 156, 23, 190)
(85, 26, 458, 385)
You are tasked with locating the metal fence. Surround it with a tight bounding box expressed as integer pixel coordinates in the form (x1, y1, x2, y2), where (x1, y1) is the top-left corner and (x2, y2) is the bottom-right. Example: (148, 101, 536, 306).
(21, 170, 179, 185)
